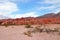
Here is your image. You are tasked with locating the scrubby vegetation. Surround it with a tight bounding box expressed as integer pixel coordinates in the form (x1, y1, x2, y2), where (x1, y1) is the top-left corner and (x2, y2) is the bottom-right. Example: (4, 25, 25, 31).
(24, 31, 32, 37)
(25, 24, 32, 28)
(24, 24, 60, 37)
(4, 24, 8, 27)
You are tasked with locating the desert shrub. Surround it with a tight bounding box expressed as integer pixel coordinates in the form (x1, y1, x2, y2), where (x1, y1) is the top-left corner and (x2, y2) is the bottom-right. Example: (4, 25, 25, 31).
(53, 28, 60, 35)
(39, 28, 44, 32)
(31, 30, 36, 33)
(58, 32, 60, 35)
(34, 26, 44, 33)
(4, 24, 8, 27)
(34, 27, 40, 32)
(54, 27, 60, 32)
(25, 24, 32, 28)
(24, 32, 28, 35)
(45, 28, 59, 33)
(24, 31, 32, 37)
(45, 28, 51, 33)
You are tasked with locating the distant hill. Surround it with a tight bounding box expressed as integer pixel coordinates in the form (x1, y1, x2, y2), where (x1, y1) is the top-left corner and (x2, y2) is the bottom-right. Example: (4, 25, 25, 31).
(37, 13, 55, 18)
(53, 12, 60, 18)
(0, 12, 60, 25)
(37, 12, 60, 18)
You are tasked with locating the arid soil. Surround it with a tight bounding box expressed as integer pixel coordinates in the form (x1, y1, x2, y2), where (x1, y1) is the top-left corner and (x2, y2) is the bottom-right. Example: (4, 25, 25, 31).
(0, 24, 60, 40)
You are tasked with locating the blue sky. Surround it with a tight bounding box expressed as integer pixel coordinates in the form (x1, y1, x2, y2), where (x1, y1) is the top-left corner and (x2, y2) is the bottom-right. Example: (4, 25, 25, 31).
(0, 0, 60, 18)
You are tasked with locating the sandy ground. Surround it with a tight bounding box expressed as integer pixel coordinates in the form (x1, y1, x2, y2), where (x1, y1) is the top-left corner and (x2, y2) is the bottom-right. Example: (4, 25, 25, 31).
(0, 24, 60, 40)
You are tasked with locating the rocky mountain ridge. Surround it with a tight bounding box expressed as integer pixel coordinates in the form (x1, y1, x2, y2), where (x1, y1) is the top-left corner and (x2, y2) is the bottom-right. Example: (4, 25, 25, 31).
(0, 12, 60, 25)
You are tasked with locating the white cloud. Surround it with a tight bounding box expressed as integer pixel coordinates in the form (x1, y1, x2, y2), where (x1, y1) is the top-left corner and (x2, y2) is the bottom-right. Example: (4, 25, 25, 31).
(0, 0, 30, 3)
(11, 0, 30, 2)
(43, 0, 60, 4)
(51, 8, 60, 13)
(37, 0, 60, 13)
(38, 6, 55, 10)
(0, 1, 19, 17)
(0, 0, 36, 19)
(11, 12, 38, 18)
(37, 0, 60, 4)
